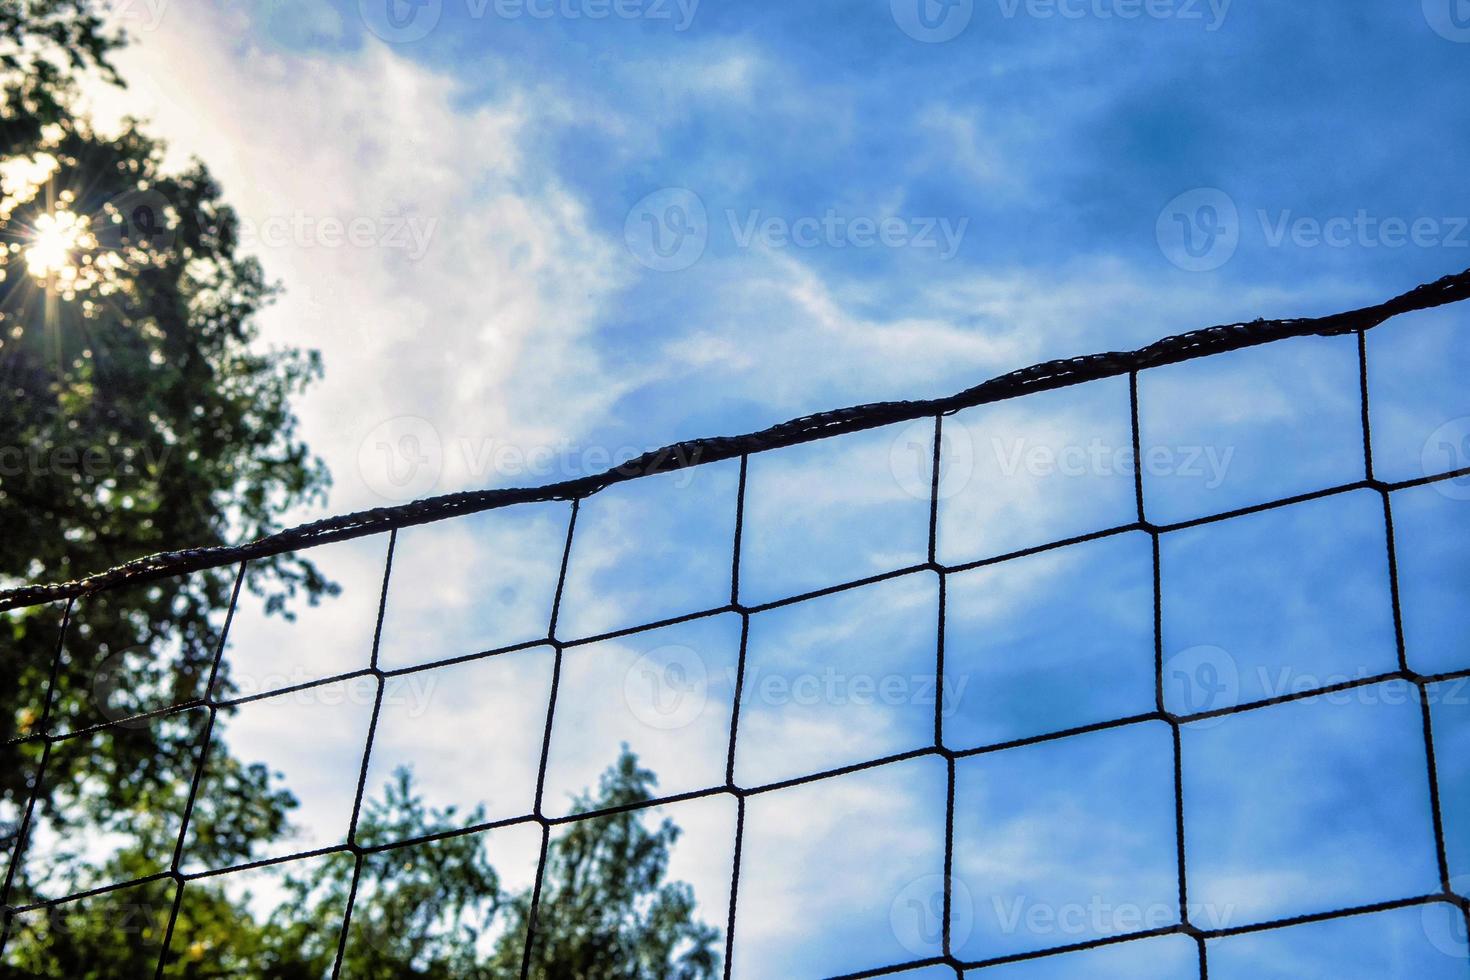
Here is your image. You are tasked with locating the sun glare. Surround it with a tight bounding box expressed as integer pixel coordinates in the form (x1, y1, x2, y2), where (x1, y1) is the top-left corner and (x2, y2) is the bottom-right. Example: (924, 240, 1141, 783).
(25, 209, 91, 280)
(9, 199, 125, 302)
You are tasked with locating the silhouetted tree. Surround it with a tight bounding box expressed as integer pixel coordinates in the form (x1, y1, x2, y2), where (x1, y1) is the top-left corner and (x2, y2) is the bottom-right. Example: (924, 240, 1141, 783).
(1, 0, 324, 932)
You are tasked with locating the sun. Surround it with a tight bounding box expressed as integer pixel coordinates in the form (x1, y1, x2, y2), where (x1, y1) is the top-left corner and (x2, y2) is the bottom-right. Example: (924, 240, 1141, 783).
(9, 197, 126, 302)
(25, 208, 94, 282)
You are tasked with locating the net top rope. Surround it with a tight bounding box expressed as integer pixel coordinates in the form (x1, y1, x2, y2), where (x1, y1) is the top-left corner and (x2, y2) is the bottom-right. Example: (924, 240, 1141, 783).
(3, 265, 1469, 613)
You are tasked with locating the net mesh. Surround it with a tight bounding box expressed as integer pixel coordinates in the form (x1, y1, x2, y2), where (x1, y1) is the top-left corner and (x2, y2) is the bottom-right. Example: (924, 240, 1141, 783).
(2, 272, 1469, 979)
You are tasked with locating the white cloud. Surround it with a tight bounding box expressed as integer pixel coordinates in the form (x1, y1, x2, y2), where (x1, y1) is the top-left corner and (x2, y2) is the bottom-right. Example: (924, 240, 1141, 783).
(86, 5, 632, 516)
(916, 104, 1011, 188)
(656, 250, 1329, 430)
(732, 758, 947, 978)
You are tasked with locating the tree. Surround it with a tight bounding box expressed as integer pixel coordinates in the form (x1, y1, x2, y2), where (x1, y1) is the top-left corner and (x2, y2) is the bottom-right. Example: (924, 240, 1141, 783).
(0, 0, 327, 918)
(0, 0, 122, 143)
(326, 748, 720, 979)
(7, 750, 723, 978)
(491, 750, 721, 980)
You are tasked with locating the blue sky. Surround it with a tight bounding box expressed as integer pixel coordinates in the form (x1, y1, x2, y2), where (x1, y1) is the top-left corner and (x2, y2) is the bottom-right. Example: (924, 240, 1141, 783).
(20, 0, 1470, 975)
(82, 0, 1470, 513)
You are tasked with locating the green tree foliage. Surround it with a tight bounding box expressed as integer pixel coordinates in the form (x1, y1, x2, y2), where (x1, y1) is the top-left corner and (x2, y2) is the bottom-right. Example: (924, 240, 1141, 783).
(0, 0, 325, 920)
(8, 750, 721, 978)
(0, 0, 122, 141)
(335, 749, 719, 979)
(495, 750, 721, 980)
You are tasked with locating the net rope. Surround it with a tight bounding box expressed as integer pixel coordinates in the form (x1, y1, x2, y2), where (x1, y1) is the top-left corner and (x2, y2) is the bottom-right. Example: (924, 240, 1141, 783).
(2, 268, 1469, 978)
(4, 265, 1470, 615)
